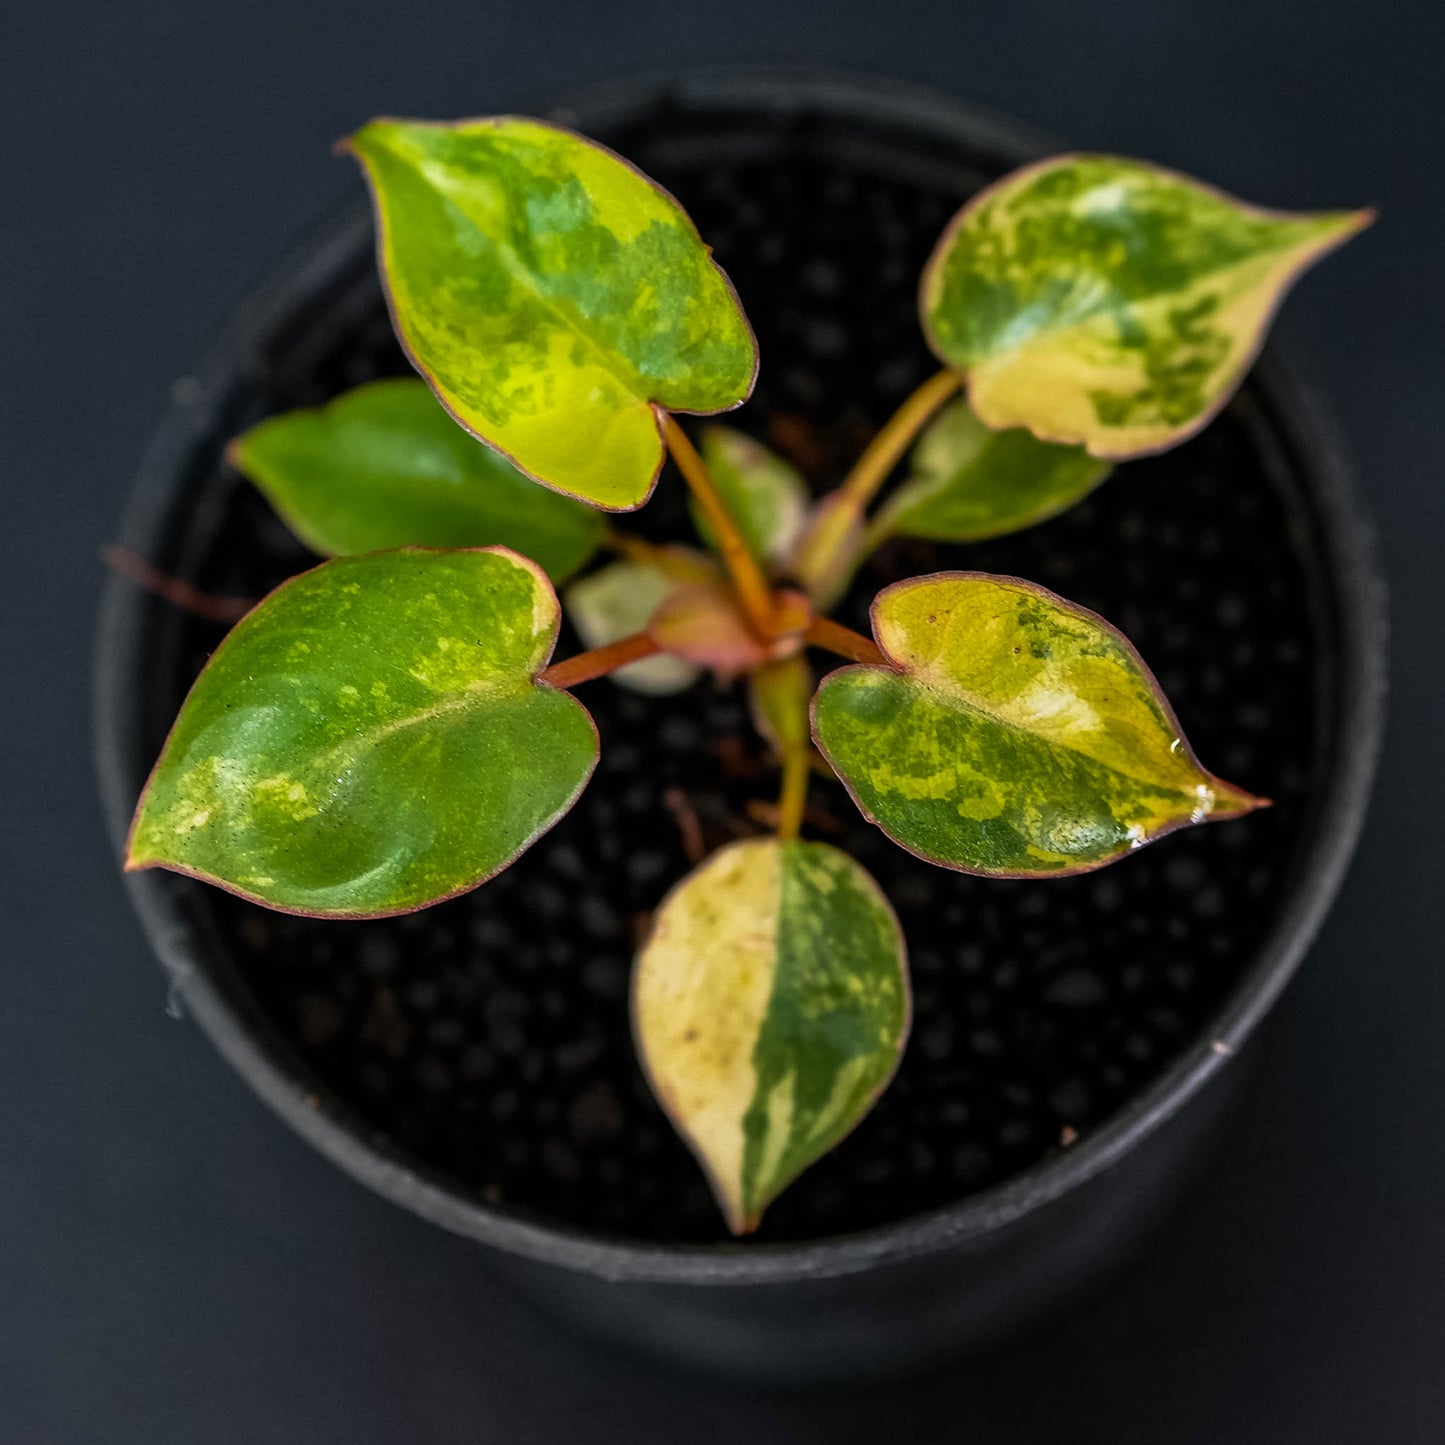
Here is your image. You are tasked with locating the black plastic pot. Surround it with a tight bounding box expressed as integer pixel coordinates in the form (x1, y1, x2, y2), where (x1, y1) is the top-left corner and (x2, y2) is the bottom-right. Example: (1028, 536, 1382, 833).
(95, 70, 1386, 1382)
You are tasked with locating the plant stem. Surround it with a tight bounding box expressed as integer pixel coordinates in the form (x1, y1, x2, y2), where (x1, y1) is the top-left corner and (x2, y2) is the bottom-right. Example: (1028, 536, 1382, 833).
(858, 511, 896, 559)
(750, 655, 815, 843)
(657, 410, 778, 638)
(789, 369, 961, 603)
(102, 544, 254, 624)
(776, 743, 810, 842)
(538, 633, 660, 689)
(803, 616, 887, 667)
(837, 368, 961, 511)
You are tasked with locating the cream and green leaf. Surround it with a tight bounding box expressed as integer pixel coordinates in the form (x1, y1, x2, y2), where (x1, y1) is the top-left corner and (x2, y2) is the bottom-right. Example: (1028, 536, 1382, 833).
(690, 427, 810, 570)
(634, 838, 908, 1234)
(230, 379, 606, 580)
(871, 396, 1112, 545)
(812, 572, 1261, 876)
(345, 116, 758, 510)
(921, 154, 1371, 457)
(127, 548, 598, 916)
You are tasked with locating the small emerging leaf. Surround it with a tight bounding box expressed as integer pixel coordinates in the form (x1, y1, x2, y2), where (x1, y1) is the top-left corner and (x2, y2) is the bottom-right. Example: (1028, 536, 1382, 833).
(921, 154, 1371, 457)
(565, 553, 715, 695)
(812, 572, 1262, 876)
(748, 655, 813, 760)
(127, 548, 598, 916)
(634, 838, 909, 1233)
(691, 427, 810, 569)
(230, 379, 606, 580)
(874, 395, 1112, 544)
(648, 583, 772, 677)
(345, 117, 758, 510)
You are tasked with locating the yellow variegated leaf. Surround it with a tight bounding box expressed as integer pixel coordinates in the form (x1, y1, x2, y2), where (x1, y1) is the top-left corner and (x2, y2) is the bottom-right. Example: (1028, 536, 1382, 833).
(344, 117, 758, 510)
(634, 838, 909, 1233)
(812, 572, 1264, 876)
(921, 154, 1371, 457)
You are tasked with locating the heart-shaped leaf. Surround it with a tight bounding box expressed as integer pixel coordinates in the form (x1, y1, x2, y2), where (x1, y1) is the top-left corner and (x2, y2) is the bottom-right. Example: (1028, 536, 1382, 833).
(565, 551, 717, 695)
(127, 548, 598, 916)
(812, 572, 1262, 877)
(690, 427, 810, 569)
(344, 117, 758, 510)
(921, 154, 1371, 458)
(229, 379, 606, 581)
(634, 838, 909, 1234)
(873, 395, 1112, 544)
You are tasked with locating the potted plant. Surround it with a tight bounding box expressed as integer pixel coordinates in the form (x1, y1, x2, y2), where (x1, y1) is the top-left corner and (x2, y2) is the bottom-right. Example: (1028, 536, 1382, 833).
(98, 72, 1385, 1380)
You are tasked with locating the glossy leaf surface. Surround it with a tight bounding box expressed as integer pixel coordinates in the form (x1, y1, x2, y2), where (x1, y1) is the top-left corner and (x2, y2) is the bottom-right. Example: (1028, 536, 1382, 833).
(634, 838, 909, 1233)
(812, 572, 1260, 876)
(127, 548, 598, 916)
(565, 553, 714, 694)
(345, 117, 758, 509)
(230, 380, 606, 580)
(921, 154, 1370, 457)
(873, 396, 1112, 543)
(690, 427, 810, 569)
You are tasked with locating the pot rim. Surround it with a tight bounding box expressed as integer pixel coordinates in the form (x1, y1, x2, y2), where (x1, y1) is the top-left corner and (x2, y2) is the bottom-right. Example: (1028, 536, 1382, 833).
(94, 65, 1388, 1287)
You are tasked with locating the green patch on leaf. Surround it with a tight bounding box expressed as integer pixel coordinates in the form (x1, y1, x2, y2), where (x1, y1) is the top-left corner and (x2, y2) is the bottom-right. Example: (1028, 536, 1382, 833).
(872, 395, 1112, 544)
(921, 154, 1371, 457)
(634, 838, 909, 1233)
(127, 548, 598, 916)
(345, 116, 758, 510)
(812, 572, 1262, 876)
(230, 379, 606, 580)
(691, 427, 810, 569)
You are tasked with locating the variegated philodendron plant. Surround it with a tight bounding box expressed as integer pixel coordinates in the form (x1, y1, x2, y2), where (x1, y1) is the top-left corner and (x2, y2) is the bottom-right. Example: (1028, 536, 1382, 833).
(127, 116, 1369, 1234)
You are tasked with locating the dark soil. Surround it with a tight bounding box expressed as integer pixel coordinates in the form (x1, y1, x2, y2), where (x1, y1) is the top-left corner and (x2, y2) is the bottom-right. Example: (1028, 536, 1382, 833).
(144, 102, 1323, 1243)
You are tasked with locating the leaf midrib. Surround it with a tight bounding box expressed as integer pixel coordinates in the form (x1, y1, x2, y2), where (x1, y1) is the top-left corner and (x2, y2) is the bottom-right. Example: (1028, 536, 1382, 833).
(307, 674, 526, 776)
(889, 651, 1200, 804)
(405, 143, 653, 407)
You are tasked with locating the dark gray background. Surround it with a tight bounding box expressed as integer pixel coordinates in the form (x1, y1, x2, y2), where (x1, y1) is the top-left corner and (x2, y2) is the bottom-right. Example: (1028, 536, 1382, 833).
(4, 1, 1441, 1440)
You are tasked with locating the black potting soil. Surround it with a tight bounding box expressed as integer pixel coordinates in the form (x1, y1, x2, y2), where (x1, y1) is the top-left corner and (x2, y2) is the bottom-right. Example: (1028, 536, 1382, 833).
(145, 104, 1324, 1243)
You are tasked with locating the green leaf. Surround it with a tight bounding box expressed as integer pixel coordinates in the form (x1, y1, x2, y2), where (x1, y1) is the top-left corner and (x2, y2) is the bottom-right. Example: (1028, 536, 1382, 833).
(634, 838, 909, 1234)
(812, 572, 1262, 877)
(565, 553, 715, 695)
(229, 379, 606, 581)
(920, 154, 1371, 458)
(126, 548, 598, 916)
(872, 396, 1112, 544)
(344, 116, 758, 510)
(690, 427, 810, 569)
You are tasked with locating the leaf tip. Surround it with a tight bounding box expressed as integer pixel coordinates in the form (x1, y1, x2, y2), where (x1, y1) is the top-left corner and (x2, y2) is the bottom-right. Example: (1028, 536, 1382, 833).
(1335, 204, 1378, 238)
(1209, 777, 1270, 818)
(221, 433, 247, 472)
